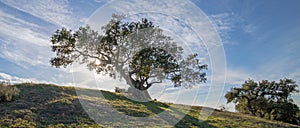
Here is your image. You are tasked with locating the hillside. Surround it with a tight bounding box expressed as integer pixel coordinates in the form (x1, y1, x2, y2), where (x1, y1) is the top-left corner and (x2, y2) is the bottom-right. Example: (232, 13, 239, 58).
(0, 83, 299, 128)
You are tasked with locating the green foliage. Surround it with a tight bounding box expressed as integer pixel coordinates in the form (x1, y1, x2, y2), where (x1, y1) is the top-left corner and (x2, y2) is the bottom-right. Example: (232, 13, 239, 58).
(0, 81, 20, 102)
(50, 14, 207, 94)
(225, 78, 300, 125)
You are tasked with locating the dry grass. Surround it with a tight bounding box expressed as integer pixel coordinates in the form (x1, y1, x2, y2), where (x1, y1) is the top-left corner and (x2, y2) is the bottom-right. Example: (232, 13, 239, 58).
(0, 83, 299, 128)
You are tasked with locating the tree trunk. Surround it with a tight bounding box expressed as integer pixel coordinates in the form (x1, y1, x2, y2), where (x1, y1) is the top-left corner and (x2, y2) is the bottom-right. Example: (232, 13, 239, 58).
(258, 110, 265, 118)
(121, 72, 152, 102)
(247, 100, 256, 116)
(127, 86, 151, 102)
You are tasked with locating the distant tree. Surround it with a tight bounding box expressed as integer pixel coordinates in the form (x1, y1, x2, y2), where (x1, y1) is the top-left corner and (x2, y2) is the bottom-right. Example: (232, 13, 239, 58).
(50, 14, 207, 100)
(225, 78, 299, 124)
(218, 104, 227, 111)
(115, 87, 126, 93)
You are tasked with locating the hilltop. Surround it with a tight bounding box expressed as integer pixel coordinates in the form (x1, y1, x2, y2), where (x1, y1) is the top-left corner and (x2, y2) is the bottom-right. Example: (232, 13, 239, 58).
(0, 83, 299, 128)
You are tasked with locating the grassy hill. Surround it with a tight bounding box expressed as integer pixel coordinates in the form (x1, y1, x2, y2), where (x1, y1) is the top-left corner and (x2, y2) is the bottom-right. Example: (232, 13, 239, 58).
(0, 83, 299, 128)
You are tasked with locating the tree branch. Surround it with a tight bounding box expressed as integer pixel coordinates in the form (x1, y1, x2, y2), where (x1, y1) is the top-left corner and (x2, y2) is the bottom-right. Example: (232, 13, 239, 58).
(74, 48, 111, 64)
(143, 80, 162, 90)
(148, 81, 162, 85)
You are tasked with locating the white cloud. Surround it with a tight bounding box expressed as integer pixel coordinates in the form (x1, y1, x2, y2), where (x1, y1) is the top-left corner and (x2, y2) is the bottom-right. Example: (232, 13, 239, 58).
(0, 10, 49, 47)
(0, 72, 49, 84)
(209, 13, 234, 32)
(0, 0, 93, 67)
(0, 9, 54, 67)
(208, 12, 256, 44)
(0, 71, 75, 87)
(208, 13, 235, 41)
(0, 38, 51, 67)
(0, 10, 39, 28)
(1, 0, 75, 28)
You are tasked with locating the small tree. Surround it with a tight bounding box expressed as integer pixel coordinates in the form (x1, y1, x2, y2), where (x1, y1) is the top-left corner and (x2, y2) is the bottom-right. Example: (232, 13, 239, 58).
(225, 78, 300, 124)
(50, 14, 207, 100)
(0, 81, 20, 102)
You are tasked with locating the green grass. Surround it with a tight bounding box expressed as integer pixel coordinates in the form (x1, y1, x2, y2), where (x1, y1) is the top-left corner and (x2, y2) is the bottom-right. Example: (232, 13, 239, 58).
(0, 83, 299, 128)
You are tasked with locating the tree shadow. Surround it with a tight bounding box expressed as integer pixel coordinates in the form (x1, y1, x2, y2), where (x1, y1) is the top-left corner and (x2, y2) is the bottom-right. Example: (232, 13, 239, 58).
(35, 98, 93, 126)
(101, 91, 214, 127)
(175, 114, 215, 128)
(101, 91, 169, 115)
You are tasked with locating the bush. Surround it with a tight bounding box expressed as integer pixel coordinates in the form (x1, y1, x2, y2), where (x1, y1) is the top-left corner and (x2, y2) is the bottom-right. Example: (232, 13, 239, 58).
(0, 81, 20, 102)
(115, 87, 126, 93)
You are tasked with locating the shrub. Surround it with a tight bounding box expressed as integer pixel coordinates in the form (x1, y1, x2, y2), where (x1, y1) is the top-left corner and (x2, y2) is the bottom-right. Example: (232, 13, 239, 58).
(115, 87, 126, 93)
(219, 105, 227, 112)
(0, 81, 20, 102)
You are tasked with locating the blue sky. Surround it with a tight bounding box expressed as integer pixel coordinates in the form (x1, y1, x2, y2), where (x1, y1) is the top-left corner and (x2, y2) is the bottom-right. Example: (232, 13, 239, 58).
(0, 0, 299, 111)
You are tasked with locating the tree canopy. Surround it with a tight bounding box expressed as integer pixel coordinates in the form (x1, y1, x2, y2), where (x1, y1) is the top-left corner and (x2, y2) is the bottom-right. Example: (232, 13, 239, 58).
(50, 14, 207, 100)
(225, 78, 299, 124)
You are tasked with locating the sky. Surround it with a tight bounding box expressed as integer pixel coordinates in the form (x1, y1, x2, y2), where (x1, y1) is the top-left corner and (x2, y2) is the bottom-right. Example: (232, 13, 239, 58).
(0, 0, 300, 112)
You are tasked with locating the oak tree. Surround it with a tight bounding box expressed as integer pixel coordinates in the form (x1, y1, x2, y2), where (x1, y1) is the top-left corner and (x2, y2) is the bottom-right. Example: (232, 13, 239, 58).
(225, 78, 299, 124)
(50, 14, 207, 100)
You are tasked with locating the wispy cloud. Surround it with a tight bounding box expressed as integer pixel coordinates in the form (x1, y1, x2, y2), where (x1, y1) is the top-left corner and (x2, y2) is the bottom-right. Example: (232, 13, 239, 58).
(208, 12, 256, 44)
(0, 40, 50, 67)
(0, 6, 56, 67)
(0, 9, 39, 28)
(208, 13, 235, 42)
(0, 0, 101, 88)
(0, 72, 32, 83)
(0, 71, 74, 86)
(242, 24, 256, 34)
(1, 0, 77, 28)
(0, 10, 49, 46)
(0, 20, 50, 67)
(0, 0, 83, 67)
(209, 13, 234, 32)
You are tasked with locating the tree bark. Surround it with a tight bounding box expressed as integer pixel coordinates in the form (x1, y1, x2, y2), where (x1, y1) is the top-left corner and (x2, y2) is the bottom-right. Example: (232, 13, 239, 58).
(247, 100, 256, 116)
(128, 86, 151, 102)
(118, 70, 152, 102)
